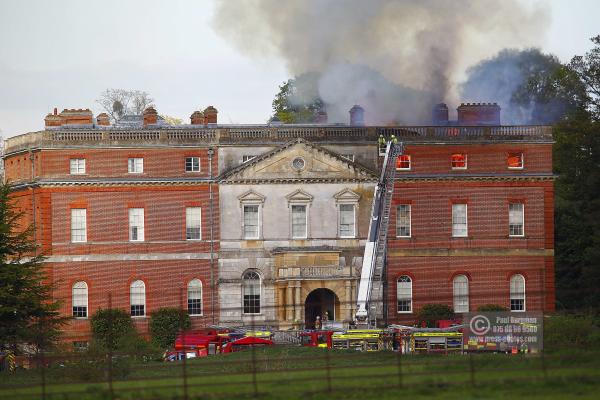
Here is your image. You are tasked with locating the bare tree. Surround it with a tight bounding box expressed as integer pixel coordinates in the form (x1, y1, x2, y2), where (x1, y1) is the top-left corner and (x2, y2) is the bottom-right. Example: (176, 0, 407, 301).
(96, 89, 155, 122)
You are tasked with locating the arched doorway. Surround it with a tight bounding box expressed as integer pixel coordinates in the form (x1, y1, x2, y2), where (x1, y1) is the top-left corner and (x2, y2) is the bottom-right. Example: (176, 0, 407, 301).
(305, 288, 340, 328)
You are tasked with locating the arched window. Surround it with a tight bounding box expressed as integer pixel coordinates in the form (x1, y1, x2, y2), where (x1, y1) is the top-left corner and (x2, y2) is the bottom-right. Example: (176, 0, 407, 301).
(510, 274, 526, 311)
(130, 280, 146, 317)
(242, 270, 261, 314)
(453, 275, 469, 313)
(187, 279, 203, 316)
(397, 275, 412, 313)
(72, 281, 88, 318)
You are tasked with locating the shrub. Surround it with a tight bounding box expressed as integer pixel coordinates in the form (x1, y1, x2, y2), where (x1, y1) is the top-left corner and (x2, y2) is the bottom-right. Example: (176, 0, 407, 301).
(477, 304, 509, 312)
(90, 308, 136, 351)
(416, 304, 454, 327)
(544, 314, 600, 352)
(149, 307, 191, 349)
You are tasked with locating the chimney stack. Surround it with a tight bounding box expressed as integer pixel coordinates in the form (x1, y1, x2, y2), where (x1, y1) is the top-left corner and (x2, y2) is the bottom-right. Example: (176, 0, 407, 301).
(315, 110, 328, 124)
(432, 103, 449, 125)
(190, 111, 205, 125)
(203, 106, 218, 124)
(44, 107, 64, 127)
(96, 113, 110, 126)
(349, 105, 364, 126)
(457, 103, 500, 125)
(143, 106, 158, 127)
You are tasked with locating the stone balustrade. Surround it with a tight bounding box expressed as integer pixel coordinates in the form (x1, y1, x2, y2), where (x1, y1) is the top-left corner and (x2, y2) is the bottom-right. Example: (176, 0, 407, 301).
(3, 125, 553, 155)
(277, 264, 353, 280)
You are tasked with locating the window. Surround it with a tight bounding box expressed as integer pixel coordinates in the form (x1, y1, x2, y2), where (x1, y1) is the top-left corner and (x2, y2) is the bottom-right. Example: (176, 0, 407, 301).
(243, 205, 259, 239)
(71, 209, 87, 243)
(72, 281, 88, 318)
(186, 207, 201, 240)
(341, 154, 355, 162)
(452, 204, 468, 237)
(453, 275, 469, 313)
(339, 204, 355, 238)
(291, 204, 307, 238)
(129, 208, 145, 241)
(397, 275, 412, 313)
(396, 155, 411, 170)
(242, 155, 256, 163)
(509, 203, 524, 237)
(242, 271, 261, 314)
(128, 158, 143, 173)
(70, 158, 86, 174)
(187, 279, 202, 316)
(510, 274, 526, 311)
(292, 157, 305, 171)
(130, 280, 146, 317)
(451, 153, 467, 169)
(507, 152, 524, 169)
(396, 204, 411, 237)
(185, 157, 200, 172)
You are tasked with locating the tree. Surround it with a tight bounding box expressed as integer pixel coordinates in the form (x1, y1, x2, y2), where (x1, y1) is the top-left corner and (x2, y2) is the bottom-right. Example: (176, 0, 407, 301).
(272, 73, 324, 123)
(160, 115, 183, 125)
(149, 308, 190, 349)
(569, 35, 600, 120)
(550, 35, 600, 310)
(0, 182, 64, 352)
(96, 89, 155, 122)
(90, 308, 136, 351)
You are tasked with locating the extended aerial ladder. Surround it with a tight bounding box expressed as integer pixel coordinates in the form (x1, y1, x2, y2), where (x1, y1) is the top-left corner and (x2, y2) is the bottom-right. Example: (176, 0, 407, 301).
(356, 140, 403, 327)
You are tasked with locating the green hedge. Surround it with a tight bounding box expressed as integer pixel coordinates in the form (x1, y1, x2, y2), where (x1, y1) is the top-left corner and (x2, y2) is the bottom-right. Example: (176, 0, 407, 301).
(149, 307, 191, 349)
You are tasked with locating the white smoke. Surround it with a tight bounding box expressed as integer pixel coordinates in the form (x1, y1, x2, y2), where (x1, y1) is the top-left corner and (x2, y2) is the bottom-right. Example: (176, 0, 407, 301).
(213, 0, 549, 124)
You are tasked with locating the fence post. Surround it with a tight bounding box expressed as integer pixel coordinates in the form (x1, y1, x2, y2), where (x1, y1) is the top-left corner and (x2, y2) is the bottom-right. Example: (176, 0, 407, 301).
(541, 351, 548, 381)
(180, 288, 189, 400)
(324, 347, 332, 393)
(468, 353, 476, 387)
(107, 292, 114, 400)
(251, 313, 259, 398)
(396, 349, 403, 388)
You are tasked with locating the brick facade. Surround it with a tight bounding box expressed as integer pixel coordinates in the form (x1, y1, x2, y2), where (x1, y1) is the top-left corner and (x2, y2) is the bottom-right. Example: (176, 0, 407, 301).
(3, 110, 555, 342)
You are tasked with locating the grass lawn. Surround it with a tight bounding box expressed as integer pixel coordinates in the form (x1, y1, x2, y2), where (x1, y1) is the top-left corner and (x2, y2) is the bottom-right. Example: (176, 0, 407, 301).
(1, 347, 599, 399)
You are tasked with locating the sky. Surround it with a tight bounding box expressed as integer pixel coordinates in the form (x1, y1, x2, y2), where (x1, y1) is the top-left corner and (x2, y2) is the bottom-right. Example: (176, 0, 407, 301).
(0, 0, 598, 138)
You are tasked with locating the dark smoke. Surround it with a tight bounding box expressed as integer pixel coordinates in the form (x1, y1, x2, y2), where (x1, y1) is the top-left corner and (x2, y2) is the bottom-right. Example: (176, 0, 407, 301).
(213, 0, 549, 124)
(460, 49, 567, 124)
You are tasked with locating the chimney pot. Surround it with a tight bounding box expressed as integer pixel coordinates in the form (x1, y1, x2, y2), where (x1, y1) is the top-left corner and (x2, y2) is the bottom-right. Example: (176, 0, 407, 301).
(190, 110, 205, 125)
(349, 105, 365, 126)
(203, 106, 218, 124)
(315, 110, 328, 124)
(143, 106, 158, 127)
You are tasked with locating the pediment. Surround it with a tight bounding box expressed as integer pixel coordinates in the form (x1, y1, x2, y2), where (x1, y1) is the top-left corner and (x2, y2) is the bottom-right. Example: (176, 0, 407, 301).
(285, 189, 314, 203)
(333, 188, 361, 202)
(238, 189, 266, 203)
(221, 139, 378, 183)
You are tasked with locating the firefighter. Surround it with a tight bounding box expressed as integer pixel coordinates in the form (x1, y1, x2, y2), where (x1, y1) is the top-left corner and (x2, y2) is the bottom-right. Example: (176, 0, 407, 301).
(378, 134, 386, 154)
(390, 134, 398, 144)
(315, 316, 322, 330)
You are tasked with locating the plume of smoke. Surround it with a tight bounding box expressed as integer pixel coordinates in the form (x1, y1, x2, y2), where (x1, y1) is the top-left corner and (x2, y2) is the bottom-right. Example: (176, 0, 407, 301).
(460, 48, 567, 124)
(213, 0, 549, 124)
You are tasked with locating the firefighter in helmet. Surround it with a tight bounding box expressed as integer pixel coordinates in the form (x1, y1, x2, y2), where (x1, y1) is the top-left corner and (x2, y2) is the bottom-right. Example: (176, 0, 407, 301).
(390, 134, 398, 144)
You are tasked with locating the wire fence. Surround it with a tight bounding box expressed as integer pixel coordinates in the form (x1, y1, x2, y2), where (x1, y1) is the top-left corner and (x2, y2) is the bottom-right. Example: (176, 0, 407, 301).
(0, 293, 598, 400)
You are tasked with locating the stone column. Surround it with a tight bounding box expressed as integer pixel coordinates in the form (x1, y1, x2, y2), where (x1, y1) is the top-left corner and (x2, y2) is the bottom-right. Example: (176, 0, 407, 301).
(285, 283, 294, 321)
(294, 281, 302, 322)
(345, 280, 353, 320)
